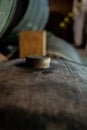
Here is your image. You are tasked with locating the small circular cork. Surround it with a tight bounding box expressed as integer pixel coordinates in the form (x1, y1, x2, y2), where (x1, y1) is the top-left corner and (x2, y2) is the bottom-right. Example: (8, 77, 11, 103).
(26, 56, 51, 69)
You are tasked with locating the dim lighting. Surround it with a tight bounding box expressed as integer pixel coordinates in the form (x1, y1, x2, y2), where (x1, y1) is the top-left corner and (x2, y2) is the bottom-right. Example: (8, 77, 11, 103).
(77, 1, 82, 7)
(64, 17, 69, 23)
(59, 22, 66, 28)
(68, 12, 73, 17)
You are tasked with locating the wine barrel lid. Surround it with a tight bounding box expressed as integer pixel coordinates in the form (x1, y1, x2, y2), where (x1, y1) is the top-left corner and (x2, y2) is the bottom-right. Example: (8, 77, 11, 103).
(0, 58, 87, 129)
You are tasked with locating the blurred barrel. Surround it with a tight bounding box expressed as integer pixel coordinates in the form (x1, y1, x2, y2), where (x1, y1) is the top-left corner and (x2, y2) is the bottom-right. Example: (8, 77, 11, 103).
(0, 0, 49, 38)
(0, 0, 17, 37)
(47, 32, 81, 64)
(0, 57, 87, 129)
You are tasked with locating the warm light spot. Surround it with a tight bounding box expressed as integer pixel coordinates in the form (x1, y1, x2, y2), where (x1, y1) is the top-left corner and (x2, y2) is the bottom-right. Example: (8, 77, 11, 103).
(64, 17, 69, 23)
(59, 22, 66, 28)
(68, 12, 73, 17)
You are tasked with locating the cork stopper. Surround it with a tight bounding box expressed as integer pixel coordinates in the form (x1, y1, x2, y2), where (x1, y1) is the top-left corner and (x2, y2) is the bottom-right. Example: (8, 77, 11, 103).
(26, 56, 51, 69)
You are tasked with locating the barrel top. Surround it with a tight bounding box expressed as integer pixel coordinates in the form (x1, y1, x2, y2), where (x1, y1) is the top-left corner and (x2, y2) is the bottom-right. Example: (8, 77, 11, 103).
(0, 58, 87, 129)
(0, 58, 87, 105)
(0, 58, 87, 92)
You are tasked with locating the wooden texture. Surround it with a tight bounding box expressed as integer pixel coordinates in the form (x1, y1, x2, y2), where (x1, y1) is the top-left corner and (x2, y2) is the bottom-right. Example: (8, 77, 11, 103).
(0, 53, 8, 62)
(19, 31, 46, 58)
(49, 0, 73, 14)
(0, 58, 87, 129)
(26, 56, 51, 69)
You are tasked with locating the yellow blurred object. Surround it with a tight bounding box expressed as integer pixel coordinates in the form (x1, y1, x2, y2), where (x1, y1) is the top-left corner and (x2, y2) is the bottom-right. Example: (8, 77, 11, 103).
(68, 12, 73, 17)
(59, 22, 66, 28)
(77, 1, 82, 7)
(64, 17, 69, 23)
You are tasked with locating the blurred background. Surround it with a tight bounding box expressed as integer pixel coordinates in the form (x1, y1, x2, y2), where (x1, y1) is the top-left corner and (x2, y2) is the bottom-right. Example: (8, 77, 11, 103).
(0, 0, 87, 64)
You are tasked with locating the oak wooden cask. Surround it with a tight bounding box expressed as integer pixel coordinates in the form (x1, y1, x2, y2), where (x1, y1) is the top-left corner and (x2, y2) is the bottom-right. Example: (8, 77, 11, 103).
(0, 57, 86, 130)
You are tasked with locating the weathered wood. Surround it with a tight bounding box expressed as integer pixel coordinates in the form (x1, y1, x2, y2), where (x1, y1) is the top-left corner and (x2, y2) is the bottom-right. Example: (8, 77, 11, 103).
(49, 0, 73, 14)
(19, 31, 46, 58)
(26, 56, 51, 69)
(0, 53, 8, 62)
(0, 58, 87, 129)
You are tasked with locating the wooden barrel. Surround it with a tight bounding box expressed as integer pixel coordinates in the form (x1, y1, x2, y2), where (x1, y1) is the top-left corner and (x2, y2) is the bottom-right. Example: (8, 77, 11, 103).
(0, 0, 17, 37)
(0, 57, 87, 130)
(47, 32, 81, 64)
(0, 0, 49, 38)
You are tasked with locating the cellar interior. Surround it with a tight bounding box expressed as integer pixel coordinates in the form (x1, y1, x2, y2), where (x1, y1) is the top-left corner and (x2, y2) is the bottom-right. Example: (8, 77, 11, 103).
(0, 0, 87, 130)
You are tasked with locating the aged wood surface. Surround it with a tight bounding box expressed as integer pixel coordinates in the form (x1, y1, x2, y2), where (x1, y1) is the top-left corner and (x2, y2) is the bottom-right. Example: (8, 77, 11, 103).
(49, 0, 73, 14)
(26, 56, 51, 69)
(19, 31, 81, 63)
(0, 53, 8, 62)
(0, 58, 87, 129)
(19, 31, 46, 58)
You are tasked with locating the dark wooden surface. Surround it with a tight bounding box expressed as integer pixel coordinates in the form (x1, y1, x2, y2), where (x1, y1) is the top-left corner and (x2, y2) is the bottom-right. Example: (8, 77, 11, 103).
(49, 0, 73, 14)
(0, 58, 87, 129)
